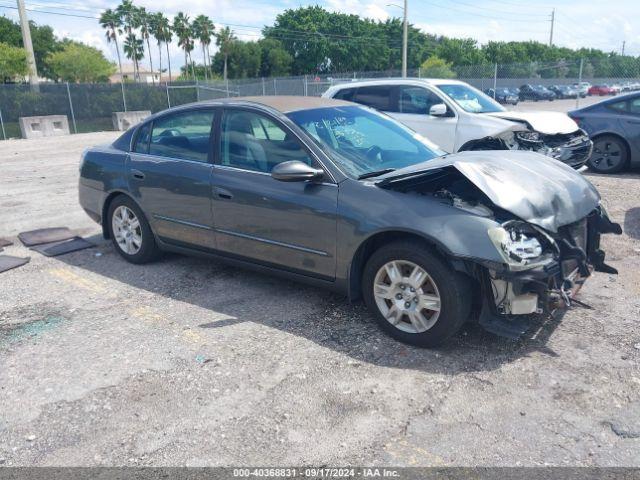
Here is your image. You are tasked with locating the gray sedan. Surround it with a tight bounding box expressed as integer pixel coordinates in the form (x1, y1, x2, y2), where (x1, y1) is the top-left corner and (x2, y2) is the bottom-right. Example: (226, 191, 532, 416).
(569, 92, 640, 173)
(79, 96, 621, 346)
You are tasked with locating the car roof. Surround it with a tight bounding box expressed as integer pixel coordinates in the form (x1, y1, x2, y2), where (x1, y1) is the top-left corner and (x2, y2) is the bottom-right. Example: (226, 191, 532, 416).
(231, 95, 353, 112)
(328, 77, 470, 89)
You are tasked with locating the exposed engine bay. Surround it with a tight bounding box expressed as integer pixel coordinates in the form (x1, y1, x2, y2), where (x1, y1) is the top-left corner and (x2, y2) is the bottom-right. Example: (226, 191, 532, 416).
(376, 159, 622, 338)
(460, 128, 593, 170)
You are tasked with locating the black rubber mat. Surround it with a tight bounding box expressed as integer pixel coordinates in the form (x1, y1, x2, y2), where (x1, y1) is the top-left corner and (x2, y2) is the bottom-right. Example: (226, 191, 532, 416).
(18, 227, 76, 247)
(30, 237, 95, 257)
(0, 238, 12, 248)
(0, 255, 30, 273)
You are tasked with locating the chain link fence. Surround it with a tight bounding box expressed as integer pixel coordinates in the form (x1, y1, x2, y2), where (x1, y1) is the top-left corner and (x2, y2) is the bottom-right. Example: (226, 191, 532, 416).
(2, 60, 640, 140)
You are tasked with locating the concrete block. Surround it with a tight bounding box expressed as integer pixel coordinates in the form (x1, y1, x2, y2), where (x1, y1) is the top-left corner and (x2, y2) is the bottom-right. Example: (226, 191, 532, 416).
(112, 111, 151, 131)
(19, 115, 70, 139)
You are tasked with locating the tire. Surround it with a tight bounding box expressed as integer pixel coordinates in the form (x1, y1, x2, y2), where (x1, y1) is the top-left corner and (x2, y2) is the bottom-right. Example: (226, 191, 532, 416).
(588, 135, 629, 174)
(362, 241, 471, 347)
(107, 195, 160, 264)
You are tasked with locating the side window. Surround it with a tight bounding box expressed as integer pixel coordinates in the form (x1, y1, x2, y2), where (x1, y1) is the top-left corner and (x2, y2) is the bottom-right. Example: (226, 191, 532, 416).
(399, 86, 443, 114)
(333, 87, 356, 101)
(353, 86, 393, 111)
(220, 110, 312, 173)
(133, 122, 151, 153)
(607, 101, 628, 113)
(149, 110, 214, 162)
(628, 98, 640, 115)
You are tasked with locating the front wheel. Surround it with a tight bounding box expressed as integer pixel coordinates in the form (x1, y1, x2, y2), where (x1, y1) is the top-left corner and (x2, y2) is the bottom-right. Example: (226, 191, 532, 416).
(108, 195, 160, 264)
(362, 241, 471, 347)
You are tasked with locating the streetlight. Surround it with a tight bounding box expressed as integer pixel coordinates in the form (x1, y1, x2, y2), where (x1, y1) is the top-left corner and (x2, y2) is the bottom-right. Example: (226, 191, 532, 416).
(387, 0, 408, 77)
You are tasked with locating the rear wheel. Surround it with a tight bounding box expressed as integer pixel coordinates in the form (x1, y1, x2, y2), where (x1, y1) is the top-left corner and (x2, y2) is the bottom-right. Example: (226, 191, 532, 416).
(108, 195, 160, 264)
(588, 135, 629, 174)
(362, 241, 471, 347)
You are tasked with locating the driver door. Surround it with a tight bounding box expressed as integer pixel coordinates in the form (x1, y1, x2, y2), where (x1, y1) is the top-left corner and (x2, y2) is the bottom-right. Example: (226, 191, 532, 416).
(210, 108, 338, 280)
(389, 85, 458, 152)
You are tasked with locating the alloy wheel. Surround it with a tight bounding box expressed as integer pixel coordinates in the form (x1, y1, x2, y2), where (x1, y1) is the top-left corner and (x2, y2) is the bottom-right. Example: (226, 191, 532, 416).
(112, 205, 142, 255)
(373, 260, 441, 334)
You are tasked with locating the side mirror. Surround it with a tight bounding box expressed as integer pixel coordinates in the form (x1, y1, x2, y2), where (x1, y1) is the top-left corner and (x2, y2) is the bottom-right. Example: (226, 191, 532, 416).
(271, 161, 324, 182)
(429, 103, 448, 117)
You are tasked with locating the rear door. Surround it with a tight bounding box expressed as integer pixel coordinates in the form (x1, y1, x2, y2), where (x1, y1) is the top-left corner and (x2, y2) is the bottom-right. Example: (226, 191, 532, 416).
(127, 107, 216, 249)
(210, 107, 338, 279)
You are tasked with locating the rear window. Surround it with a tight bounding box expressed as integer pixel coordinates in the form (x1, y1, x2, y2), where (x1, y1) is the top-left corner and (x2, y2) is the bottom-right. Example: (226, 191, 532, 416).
(333, 87, 356, 101)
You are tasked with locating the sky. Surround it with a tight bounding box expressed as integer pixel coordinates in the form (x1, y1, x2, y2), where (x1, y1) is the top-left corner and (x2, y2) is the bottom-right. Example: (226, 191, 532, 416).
(1, 0, 639, 76)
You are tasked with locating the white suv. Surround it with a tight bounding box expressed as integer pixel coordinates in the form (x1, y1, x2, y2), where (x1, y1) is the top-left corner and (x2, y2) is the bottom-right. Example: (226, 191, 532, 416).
(323, 78, 592, 169)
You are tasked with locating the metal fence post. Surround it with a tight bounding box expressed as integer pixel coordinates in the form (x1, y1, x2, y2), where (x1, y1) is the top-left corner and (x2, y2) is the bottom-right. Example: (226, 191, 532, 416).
(418, 67, 421, 78)
(492, 63, 498, 98)
(262, 77, 266, 95)
(121, 81, 127, 112)
(273, 78, 277, 95)
(304, 75, 308, 96)
(0, 105, 6, 140)
(576, 58, 583, 109)
(66, 82, 78, 134)
(226, 79, 230, 97)
(166, 82, 171, 108)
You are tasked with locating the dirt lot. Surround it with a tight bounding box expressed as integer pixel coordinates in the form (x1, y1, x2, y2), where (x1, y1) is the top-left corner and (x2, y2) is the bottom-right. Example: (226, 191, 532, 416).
(0, 131, 639, 467)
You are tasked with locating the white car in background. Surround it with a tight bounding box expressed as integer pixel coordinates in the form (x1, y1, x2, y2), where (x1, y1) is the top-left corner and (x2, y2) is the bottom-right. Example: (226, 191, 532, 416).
(323, 78, 593, 169)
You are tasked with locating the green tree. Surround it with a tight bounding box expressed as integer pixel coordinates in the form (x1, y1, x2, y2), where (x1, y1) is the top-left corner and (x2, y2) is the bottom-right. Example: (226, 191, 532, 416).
(99, 9, 125, 84)
(0, 42, 28, 82)
(258, 38, 292, 77)
(192, 15, 215, 81)
(48, 41, 115, 82)
(216, 26, 236, 81)
(420, 55, 456, 78)
(123, 34, 144, 80)
(149, 12, 172, 82)
(135, 6, 154, 83)
(173, 12, 195, 80)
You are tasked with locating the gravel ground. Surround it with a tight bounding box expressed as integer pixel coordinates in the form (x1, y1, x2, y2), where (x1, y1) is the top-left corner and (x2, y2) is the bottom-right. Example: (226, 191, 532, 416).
(0, 129, 639, 467)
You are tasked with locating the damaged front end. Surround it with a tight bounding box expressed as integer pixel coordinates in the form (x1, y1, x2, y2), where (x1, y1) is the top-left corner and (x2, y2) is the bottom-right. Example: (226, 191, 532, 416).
(376, 152, 622, 339)
(461, 128, 593, 170)
(478, 208, 621, 338)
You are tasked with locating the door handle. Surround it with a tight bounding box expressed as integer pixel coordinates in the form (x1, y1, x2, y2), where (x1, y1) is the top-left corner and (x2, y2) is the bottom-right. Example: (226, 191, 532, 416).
(131, 169, 145, 180)
(214, 187, 233, 200)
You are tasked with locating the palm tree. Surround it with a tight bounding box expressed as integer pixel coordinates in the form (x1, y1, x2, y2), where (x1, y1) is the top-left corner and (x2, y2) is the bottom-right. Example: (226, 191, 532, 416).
(116, 0, 139, 80)
(135, 7, 154, 84)
(123, 34, 144, 81)
(99, 9, 124, 83)
(173, 12, 195, 80)
(192, 15, 214, 81)
(150, 12, 172, 83)
(216, 26, 236, 81)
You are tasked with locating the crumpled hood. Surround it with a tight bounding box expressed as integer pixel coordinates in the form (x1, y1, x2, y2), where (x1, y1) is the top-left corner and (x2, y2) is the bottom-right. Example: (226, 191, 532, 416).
(485, 110, 580, 135)
(376, 151, 600, 232)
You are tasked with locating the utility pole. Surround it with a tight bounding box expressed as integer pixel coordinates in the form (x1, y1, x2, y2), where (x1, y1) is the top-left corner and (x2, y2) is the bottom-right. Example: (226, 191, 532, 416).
(549, 8, 555, 47)
(402, 0, 408, 77)
(622, 40, 626, 56)
(16, 0, 38, 85)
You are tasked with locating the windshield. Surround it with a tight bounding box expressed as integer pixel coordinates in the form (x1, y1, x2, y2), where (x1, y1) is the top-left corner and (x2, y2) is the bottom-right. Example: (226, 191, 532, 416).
(287, 106, 445, 179)
(436, 84, 505, 113)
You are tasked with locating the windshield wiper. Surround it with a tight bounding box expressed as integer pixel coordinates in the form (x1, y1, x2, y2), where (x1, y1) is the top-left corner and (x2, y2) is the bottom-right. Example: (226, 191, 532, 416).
(357, 168, 396, 180)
